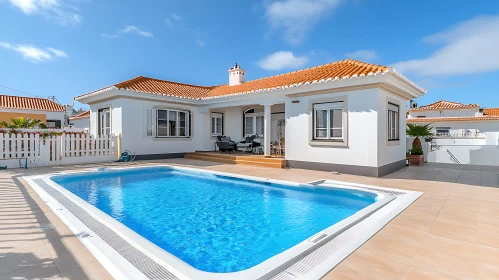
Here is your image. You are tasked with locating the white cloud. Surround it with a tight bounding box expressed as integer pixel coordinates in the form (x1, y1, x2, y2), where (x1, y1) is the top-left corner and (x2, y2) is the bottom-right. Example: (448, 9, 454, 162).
(165, 18, 173, 28)
(257, 51, 308, 70)
(8, 0, 83, 25)
(47, 47, 68, 57)
(265, 0, 343, 45)
(165, 13, 180, 28)
(195, 39, 206, 47)
(102, 26, 154, 38)
(392, 16, 499, 76)
(345, 49, 378, 61)
(0, 41, 68, 63)
(121, 26, 153, 37)
(170, 13, 180, 21)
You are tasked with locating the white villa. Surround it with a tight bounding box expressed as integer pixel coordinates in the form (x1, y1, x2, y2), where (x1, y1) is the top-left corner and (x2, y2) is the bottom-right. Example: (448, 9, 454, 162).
(69, 110, 90, 130)
(407, 100, 499, 165)
(75, 59, 426, 177)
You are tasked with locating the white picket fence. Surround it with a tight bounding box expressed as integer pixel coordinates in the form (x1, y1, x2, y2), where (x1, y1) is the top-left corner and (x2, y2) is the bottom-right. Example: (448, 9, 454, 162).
(0, 133, 119, 168)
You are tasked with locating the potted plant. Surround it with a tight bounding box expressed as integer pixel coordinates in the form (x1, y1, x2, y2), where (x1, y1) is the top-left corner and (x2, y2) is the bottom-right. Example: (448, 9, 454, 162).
(406, 123, 433, 166)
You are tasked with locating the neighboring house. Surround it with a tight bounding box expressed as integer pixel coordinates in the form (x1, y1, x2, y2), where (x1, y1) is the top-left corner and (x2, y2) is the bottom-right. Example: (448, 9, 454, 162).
(407, 100, 499, 165)
(75, 59, 425, 177)
(0, 94, 68, 128)
(69, 110, 90, 130)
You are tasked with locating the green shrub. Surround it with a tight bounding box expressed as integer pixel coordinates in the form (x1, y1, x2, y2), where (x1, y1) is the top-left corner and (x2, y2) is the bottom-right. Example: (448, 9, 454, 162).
(409, 146, 424, 155)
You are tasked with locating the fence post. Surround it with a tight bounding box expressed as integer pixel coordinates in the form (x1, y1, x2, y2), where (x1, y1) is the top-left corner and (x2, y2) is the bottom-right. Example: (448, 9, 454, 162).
(117, 133, 122, 159)
(29, 134, 35, 163)
(23, 133, 28, 159)
(0, 133, 3, 160)
(60, 134, 65, 161)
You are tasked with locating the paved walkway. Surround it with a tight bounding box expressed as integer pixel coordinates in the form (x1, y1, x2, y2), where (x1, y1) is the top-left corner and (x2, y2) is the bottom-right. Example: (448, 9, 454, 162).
(1, 160, 499, 279)
(386, 162, 499, 187)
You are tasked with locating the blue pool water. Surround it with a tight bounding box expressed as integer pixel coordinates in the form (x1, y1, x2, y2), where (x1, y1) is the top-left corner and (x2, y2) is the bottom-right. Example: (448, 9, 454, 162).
(52, 167, 377, 273)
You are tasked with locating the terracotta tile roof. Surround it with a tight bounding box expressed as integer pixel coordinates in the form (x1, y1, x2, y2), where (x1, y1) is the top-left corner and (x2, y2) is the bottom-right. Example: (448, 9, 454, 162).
(407, 116, 499, 123)
(0, 94, 64, 112)
(76, 59, 415, 101)
(69, 110, 90, 120)
(410, 100, 479, 111)
(113, 76, 216, 99)
(483, 108, 499, 116)
(204, 59, 390, 99)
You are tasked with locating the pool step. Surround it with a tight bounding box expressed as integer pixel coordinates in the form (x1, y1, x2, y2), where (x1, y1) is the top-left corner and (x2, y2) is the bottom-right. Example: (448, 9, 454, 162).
(184, 152, 287, 169)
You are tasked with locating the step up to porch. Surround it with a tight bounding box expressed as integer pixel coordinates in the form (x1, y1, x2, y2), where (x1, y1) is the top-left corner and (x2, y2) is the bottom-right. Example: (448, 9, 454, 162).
(184, 152, 287, 169)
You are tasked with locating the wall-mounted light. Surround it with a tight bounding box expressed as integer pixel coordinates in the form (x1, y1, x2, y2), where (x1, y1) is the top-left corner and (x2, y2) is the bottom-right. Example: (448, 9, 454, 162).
(291, 100, 300, 104)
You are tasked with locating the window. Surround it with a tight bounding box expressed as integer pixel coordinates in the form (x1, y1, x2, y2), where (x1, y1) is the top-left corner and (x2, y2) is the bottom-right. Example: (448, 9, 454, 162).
(46, 120, 61, 129)
(313, 102, 343, 140)
(436, 127, 450, 136)
(388, 103, 399, 141)
(98, 107, 111, 136)
(244, 114, 265, 136)
(244, 116, 254, 136)
(145, 109, 156, 136)
(211, 113, 223, 136)
(150, 109, 190, 137)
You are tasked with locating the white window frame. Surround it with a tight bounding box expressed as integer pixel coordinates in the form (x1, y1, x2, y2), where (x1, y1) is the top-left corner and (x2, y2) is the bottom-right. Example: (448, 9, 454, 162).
(145, 108, 156, 137)
(387, 103, 399, 141)
(211, 113, 223, 136)
(154, 109, 190, 138)
(436, 127, 450, 136)
(98, 107, 111, 136)
(313, 102, 344, 140)
(244, 113, 264, 137)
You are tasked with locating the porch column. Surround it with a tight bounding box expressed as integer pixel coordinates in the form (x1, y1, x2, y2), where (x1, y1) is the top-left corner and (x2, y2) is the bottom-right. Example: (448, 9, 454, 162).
(264, 105, 271, 157)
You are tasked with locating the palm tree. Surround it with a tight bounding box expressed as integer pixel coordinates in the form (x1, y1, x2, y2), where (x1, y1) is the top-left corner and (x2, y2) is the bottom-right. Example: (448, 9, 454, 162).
(0, 117, 48, 129)
(406, 123, 433, 154)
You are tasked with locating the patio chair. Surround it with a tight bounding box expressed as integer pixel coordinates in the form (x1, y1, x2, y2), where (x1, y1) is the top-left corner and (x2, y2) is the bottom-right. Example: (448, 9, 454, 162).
(217, 136, 238, 151)
(216, 141, 235, 153)
(237, 135, 256, 152)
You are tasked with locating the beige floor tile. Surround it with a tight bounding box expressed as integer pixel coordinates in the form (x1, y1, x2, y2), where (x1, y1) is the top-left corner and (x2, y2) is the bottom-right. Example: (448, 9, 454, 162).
(0, 240, 54, 276)
(412, 248, 476, 279)
(322, 264, 380, 280)
(429, 219, 478, 243)
(340, 247, 411, 280)
(478, 231, 499, 249)
(361, 224, 427, 264)
(411, 195, 446, 207)
(402, 265, 460, 280)
(0, 262, 62, 280)
(422, 234, 499, 267)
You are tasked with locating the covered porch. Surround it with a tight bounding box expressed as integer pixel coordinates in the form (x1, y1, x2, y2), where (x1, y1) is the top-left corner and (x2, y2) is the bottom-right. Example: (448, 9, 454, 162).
(202, 102, 286, 159)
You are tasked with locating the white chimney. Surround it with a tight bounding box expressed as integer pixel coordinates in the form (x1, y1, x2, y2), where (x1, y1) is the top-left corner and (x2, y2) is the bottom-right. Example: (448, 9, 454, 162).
(228, 63, 245, 86)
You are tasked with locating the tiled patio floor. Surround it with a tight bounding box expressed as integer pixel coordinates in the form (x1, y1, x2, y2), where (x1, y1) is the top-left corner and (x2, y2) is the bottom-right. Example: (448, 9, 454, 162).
(1, 159, 499, 279)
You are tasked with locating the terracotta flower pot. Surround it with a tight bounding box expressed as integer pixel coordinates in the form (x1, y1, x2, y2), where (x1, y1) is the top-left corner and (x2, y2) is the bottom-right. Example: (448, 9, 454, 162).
(406, 154, 424, 166)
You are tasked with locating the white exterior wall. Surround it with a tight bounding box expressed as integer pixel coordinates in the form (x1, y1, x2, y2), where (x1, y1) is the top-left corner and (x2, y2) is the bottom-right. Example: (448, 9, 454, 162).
(89, 100, 123, 137)
(408, 108, 479, 118)
(118, 98, 201, 155)
(377, 89, 407, 166)
(70, 117, 89, 130)
(285, 89, 381, 167)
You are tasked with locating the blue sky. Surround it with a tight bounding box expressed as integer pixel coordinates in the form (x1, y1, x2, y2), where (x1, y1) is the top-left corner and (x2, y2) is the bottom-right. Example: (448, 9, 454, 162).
(1, 0, 499, 110)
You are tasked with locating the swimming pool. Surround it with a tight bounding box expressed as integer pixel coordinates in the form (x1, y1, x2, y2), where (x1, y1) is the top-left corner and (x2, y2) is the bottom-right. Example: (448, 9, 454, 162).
(24, 166, 420, 280)
(51, 167, 379, 273)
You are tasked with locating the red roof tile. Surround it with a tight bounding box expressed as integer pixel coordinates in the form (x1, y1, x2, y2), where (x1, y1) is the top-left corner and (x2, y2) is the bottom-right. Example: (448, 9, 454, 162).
(407, 116, 499, 123)
(69, 110, 90, 120)
(0, 95, 64, 112)
(76, 59, 408, 101)
(410, 100, 479, 111)
(483, 108, 499, 116)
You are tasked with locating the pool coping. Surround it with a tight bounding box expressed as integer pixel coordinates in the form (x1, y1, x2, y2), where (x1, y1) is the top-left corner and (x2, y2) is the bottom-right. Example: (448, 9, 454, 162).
(23, 165, 419, 280)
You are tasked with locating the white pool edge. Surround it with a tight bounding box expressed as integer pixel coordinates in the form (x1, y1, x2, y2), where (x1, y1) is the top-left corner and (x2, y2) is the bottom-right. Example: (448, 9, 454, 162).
(23, 165, 422, 280)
